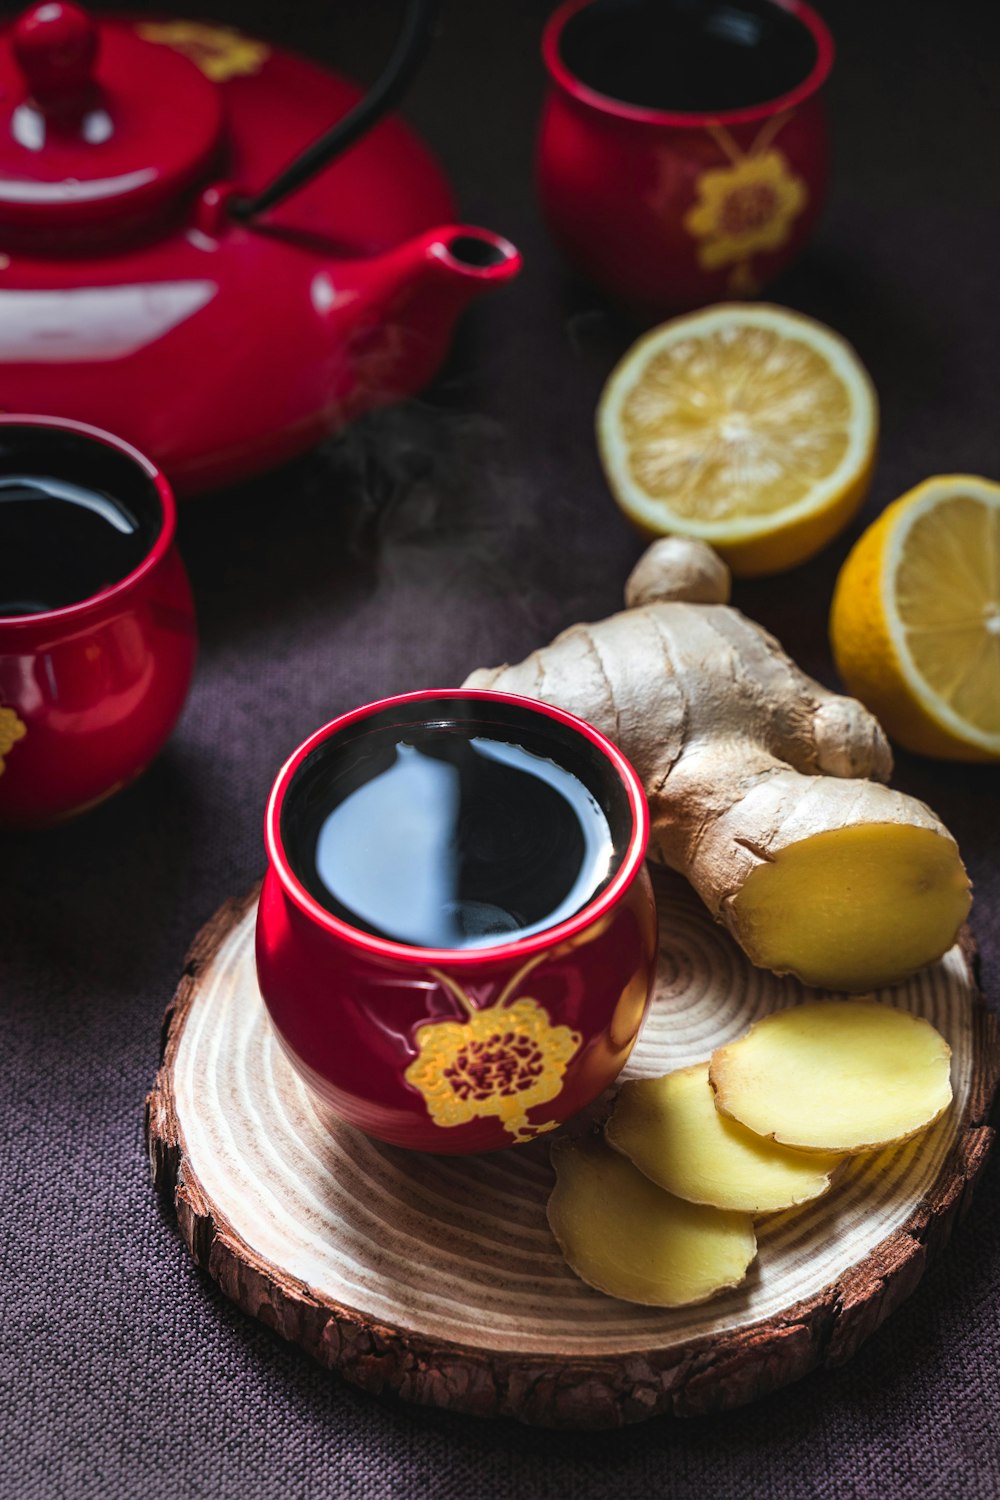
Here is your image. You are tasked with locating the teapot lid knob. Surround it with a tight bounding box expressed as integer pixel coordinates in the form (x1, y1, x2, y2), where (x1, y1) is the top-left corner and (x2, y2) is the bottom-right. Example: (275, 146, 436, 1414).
(0, 1, 225, 246)
(13, 2, 98, 111)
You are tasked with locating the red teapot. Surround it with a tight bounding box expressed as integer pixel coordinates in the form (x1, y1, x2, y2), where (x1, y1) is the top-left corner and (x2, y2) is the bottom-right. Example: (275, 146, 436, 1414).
(0, 1, 520, 494)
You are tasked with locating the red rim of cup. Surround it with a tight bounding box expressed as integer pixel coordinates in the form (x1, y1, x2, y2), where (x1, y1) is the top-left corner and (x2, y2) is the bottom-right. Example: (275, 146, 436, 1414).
(265, 688, 651, 968)
(541, 0, 835, 130)
(0, 413, 177, 632)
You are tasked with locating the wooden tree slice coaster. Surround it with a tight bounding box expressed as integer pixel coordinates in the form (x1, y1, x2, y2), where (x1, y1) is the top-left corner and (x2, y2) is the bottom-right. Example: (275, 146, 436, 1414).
(147, 869, 1000, 1427)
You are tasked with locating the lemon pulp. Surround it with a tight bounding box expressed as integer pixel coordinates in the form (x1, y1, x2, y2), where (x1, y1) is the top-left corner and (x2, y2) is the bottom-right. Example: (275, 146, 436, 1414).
(892, 489, 1000, 740)
(831, 475, 1000, 760)
(598, 304, 878, 575)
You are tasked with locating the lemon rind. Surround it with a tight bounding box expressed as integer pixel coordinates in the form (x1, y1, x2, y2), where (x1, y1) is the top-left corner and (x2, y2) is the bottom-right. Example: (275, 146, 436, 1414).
(597, 303, 878, 544)
(882, 475, 1000, 756)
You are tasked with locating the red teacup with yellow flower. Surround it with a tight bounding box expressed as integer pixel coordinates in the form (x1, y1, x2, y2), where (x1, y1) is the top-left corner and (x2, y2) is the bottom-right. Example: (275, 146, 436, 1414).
(256, 690, 657, 1153)
(538, 0, 834, 316)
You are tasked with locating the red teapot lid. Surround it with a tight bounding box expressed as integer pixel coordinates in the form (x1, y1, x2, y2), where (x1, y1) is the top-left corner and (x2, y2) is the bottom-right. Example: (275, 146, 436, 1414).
(0, 2, 224, 241)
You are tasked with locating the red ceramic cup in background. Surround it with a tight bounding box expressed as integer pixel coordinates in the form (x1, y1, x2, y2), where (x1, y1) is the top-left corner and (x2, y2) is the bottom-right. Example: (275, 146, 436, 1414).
(0, 416, 197, 827)
(538, 0, 834, 316)
(256, 690, 658, 1154)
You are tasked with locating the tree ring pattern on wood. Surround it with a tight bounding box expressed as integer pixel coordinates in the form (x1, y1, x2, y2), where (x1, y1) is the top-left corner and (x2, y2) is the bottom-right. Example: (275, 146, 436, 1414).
(147, 868, 1000, 1424)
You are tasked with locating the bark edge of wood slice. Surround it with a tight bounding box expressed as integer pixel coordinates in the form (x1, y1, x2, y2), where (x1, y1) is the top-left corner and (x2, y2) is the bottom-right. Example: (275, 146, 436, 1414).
(146, 872, 1000, 1428)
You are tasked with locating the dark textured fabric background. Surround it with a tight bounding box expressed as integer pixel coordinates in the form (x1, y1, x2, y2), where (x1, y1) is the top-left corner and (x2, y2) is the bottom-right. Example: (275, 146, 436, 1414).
(3, 2, 1000, 1496)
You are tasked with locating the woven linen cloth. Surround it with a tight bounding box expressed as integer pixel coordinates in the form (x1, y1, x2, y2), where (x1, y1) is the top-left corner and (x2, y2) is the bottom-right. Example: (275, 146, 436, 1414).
(2, 2, 999, 1496)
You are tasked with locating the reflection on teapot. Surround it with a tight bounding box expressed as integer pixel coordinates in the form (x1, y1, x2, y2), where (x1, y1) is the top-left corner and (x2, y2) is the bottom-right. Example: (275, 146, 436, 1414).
(0, 1, 521, 493)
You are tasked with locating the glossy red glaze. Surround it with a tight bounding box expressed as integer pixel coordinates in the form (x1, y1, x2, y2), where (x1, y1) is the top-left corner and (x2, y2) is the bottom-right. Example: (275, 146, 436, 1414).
(13, 2, 100, 105)
(0, 416, 196, 828)
(256, 691, 658, 1154)
(0, 6, 224, 240)
(0, 10, 521, 493)
(537, 0, 833, 317)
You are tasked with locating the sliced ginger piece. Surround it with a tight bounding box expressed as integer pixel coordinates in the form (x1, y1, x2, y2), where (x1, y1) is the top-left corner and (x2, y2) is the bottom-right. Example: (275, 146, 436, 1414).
(710, 1000, 952, 1153)
(607, 1065, 844, 1213)
(548, 1135, 756, 1307)
(729, 822, 971, 991)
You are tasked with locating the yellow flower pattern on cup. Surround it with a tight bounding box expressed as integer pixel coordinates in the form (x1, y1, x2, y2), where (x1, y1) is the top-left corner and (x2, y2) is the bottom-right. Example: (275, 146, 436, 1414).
(137, 22, 270, 82)
(404, 956, 582, 1144)
(683, 115, 808, 293)
(0, 707, 26, 776)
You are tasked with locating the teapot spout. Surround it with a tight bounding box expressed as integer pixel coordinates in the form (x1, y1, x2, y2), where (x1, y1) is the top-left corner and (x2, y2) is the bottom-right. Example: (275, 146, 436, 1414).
(422, 226, 522, 289)
(345, 225, 521, 410)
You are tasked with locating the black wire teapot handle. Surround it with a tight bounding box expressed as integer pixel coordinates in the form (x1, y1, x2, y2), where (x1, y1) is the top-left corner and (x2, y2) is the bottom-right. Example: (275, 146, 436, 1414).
(229, 0, 438, 221)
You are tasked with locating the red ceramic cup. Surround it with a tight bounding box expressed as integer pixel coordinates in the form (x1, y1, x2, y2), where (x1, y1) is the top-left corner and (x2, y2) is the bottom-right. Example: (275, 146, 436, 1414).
(256, 690, 658, 1153)
(0, 416, 196, 827)
(538, 0, 834, 316)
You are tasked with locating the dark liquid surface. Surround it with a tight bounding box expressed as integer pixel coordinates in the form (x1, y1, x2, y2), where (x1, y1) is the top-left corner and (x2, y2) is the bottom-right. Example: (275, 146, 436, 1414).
(0, 475, 155, 616)
(286, 726, 618, 950)
(560, 0, 818, 114)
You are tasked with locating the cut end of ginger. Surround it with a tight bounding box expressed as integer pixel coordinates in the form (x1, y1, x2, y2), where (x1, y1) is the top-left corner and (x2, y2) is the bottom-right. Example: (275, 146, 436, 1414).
(709, 1000, 953, 1154)
(607, 1065, 845, 1214)
(548, 1135, 757, 1307)
(728, 822, 971, 990)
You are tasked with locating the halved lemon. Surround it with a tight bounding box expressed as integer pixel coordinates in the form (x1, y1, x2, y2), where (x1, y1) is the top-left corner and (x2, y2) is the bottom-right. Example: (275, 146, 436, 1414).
(830, 475, 1000, 761)
(597, 304, 878, 576)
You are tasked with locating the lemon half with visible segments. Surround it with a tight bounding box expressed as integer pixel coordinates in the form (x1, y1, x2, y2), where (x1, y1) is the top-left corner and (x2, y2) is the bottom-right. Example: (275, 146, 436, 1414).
(597, 304, 878, 576)
(831, 475, 1000, 761)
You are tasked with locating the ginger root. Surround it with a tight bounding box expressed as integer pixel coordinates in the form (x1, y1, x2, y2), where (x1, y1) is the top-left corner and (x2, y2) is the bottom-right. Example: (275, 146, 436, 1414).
(709, 1000, 953, 1153)
(465, 538, 971, 990)
(548, 1135, 756, 1307)
(607, 1065, 844, 1213)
